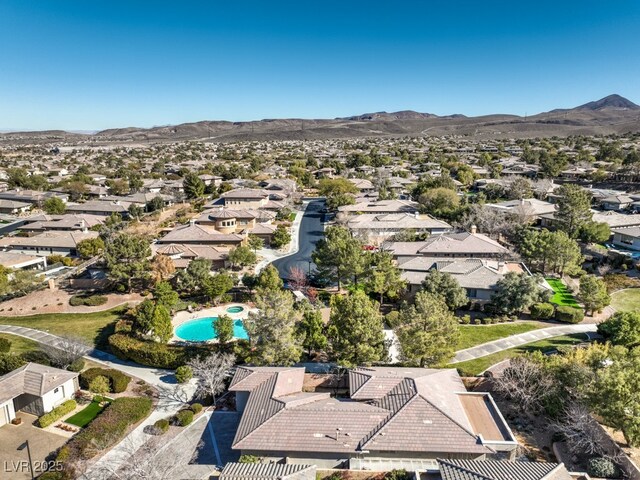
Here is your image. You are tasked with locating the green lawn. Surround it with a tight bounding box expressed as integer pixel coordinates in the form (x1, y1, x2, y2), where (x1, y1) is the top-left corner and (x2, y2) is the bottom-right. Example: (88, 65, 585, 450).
(611, 288, 640, 312)
(452, 333, 587, 376)
(0, 333, 40, 354)
(456, 322, 545, 351)
(0, 307, 126, 348)
(65, 400, 106, 428)
(546, 278, 581, 308)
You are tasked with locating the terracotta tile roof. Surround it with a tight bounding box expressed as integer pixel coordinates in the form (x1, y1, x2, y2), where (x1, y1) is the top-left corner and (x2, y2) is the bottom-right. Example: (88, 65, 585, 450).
(230, 366, 513, 457)
(220, 462, 316, 480)
(437, 459, 572, 480)
(0, 363, 78, 404)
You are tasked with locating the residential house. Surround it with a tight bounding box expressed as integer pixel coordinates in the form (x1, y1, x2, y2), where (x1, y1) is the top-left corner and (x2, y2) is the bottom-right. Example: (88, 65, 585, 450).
(398, 258, 534, 301)
(349, 178, 376, 193)
(0, 231, 100, 257)
(612, 227, 640, 251)
(0, 199, 31, 215)
(435, 459, 573, 480)
(485, 198, 557, 221)
(346, 213, 451, 244)
(193, 207, 280, 245)
(229, 366, 517, 469)
(0, 251, 47, 271)
(65, 200, 130, 217)
(152, 243, 230, 269)
(220, 463, 316, 480)
(20, 214, 103, 234)
(0, 189, 68, 206)
(0, 363, 79, 427)
(157, 222, 245, 248)
(221, 189, 270, 208)
(338, 199, 419, 216)
(599, 195, 634, 211)
(386, 230, 509, 261)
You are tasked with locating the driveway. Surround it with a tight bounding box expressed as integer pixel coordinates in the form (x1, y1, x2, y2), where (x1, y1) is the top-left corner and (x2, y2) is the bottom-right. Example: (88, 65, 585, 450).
(272, 198, 326, 279)
(0, 412, 67, 479)
(451, 323, 598, 363)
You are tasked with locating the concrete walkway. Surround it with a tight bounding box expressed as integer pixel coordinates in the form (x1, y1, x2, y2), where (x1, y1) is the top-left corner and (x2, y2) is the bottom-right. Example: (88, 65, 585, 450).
(0, 324, 197, 479)
(451, 323, 598, 363)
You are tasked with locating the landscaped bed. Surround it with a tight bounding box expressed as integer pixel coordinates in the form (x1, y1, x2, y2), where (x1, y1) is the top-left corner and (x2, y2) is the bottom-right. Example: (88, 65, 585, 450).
(65, 399, 108, 428)
(546, 278, 581, 308)
(610, 288, 640, 312)
(452, 333, 588, 376)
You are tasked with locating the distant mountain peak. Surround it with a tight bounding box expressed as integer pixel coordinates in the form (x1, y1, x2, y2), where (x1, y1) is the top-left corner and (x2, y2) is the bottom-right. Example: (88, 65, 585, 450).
(341, 110, 438, 121)
(575, 94, 640, 111)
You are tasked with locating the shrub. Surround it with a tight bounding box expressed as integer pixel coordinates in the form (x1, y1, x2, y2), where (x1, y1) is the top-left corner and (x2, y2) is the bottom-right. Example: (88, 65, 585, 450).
(531, 302, 555, 320)
(69, 295, 108, 307)
(89, 375, 110, 394)
(175, 409, 194, 426)
(555, 306, 584, 324)
(68, 358, 85, 372)
(108, 334, 187, 369)
(38, 473, 64, 480)
(153, 418, 170, 434)
(0, 353, 26, 375)
(80, 367, 131, 393)
(385, 470, 412, 480)
(239, 454, 260, 463)
(0, 337, 11, 353)
(587, 457, 621, 478)
(64, 397, 152, 460)
(38, 399, 77, 428)
(460, 315, 471, 325)
(175, 365, 193, 384)
(385, 311, 401, 329)
(191, 403, 203, 414)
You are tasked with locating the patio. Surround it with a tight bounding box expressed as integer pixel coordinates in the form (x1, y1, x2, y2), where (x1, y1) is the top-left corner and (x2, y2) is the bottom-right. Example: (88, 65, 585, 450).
(0, 412, 68, 479)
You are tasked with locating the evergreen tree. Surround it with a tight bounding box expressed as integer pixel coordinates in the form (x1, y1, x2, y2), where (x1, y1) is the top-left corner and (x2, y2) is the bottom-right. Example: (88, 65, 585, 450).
(395, 291, 459, 367)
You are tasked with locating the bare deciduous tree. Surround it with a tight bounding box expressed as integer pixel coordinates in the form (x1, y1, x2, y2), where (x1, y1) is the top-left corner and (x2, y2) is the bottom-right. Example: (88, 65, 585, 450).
(288, 265, 308, 291)
(41, 336, 91, 368)
(187, 353, 235, 402)
(492, 356, 556, 412)
(552, 402, 617, 459)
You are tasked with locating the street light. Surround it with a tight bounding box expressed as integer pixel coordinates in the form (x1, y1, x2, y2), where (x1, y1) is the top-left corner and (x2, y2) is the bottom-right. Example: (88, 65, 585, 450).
(17, 440, 34, 480)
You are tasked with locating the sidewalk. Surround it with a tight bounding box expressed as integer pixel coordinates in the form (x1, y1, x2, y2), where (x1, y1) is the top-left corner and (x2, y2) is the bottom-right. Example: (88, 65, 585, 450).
(451, 323, 598, 363)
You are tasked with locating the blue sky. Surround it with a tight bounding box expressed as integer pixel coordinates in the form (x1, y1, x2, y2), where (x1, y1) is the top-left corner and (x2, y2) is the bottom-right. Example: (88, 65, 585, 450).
(1, 1, 639, 131)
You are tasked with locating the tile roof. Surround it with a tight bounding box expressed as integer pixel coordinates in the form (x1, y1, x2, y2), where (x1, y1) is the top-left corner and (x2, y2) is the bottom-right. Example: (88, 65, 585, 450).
(0, 230, 100, 250)
(437, 459, 572, 480)
(0, 363, 78, 404)
(230, 366, 513, 457)
(220, 462, 316, 480)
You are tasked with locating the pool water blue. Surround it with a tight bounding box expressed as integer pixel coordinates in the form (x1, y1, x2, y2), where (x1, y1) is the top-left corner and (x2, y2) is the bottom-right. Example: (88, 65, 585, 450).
(175, 317, 249, 342)
(226, 306, 245, 313)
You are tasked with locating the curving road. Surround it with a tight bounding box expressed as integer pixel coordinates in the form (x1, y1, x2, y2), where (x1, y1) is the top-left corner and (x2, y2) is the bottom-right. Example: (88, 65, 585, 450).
(272, 198, 326, 279)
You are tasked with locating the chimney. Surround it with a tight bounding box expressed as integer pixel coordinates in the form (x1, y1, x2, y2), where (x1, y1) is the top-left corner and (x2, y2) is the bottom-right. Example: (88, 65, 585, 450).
(470, 224, 477, 234)
(498, 261, 505, 273)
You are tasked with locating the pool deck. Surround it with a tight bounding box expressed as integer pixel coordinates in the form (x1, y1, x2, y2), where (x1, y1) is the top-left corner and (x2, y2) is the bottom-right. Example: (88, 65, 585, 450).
(171, 303, 256, 344)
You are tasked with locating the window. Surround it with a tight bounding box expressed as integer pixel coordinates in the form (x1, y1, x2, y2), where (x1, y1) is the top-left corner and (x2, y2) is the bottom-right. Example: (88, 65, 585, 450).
(467, 288, 477, 298)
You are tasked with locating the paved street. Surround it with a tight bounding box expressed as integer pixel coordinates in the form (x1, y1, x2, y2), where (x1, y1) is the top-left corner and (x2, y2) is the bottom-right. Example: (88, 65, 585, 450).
(451, 323, 598, 363)
(272, 198, 325, 279)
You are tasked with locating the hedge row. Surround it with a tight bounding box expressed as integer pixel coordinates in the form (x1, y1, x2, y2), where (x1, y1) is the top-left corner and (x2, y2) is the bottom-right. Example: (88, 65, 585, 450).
(38, 400, 77, 428)
(530, 302, 555, 320)
(59, 397, 152, 461)
(108, 333, 191, 369)
(80, 368, 131, 393)
(69, 295, 108, 307)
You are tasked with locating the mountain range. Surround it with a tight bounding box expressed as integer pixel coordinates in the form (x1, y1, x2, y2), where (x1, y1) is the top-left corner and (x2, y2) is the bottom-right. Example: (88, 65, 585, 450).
(2, 94, 639, 144)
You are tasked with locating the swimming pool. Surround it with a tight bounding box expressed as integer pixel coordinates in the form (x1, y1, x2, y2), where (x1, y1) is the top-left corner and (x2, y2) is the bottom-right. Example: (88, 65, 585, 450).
(175, 317, 249, 342)
(226, 306, 245, 314)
